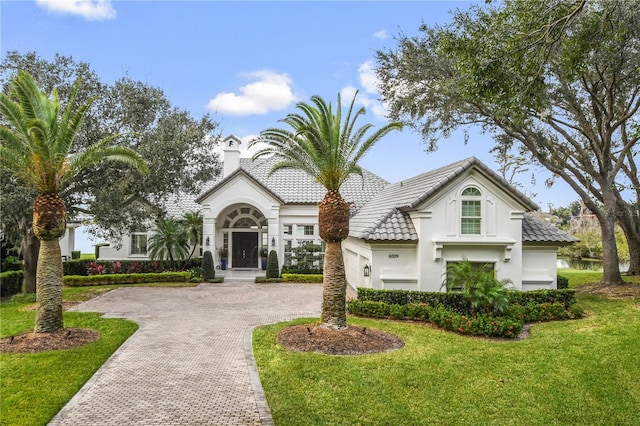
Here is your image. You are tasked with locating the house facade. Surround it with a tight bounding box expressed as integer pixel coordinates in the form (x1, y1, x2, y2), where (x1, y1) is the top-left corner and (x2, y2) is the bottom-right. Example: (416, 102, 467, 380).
(101, 135, 577, 292)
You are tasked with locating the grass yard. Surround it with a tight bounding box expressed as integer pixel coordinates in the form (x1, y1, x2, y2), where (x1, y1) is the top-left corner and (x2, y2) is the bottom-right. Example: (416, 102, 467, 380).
(0, 283, 194, 426)
(254, 273, 640, 426)
(0, 305, 137, 425)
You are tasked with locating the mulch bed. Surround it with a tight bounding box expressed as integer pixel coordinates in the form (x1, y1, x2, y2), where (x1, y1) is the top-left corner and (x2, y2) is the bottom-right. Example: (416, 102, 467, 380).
(277, 324, 404, 355)
(576, 282, 640, 299)
(0, 328, 101, 354)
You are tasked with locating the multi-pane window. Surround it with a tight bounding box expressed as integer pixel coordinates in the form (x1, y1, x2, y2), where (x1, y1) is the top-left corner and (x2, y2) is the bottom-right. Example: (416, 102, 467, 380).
(461, 187, 482, 235)
(283, 225, 293, 235)
(283, 240, 293, 266)
(130, 233, 148, 255)
(297, 225, 314, 236)
(446, 261, 495, 291)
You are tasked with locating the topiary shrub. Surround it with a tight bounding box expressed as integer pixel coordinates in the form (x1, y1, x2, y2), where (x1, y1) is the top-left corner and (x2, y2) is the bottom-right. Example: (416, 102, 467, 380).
(266, 250, 279, 279)
(202, 250, 215, 281)
(71, 250, 81, 259)
(557, 275, 569, 289)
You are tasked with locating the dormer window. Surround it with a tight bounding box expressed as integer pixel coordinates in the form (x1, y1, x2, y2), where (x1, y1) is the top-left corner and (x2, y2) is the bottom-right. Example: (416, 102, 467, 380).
(461, 186, 482, 235)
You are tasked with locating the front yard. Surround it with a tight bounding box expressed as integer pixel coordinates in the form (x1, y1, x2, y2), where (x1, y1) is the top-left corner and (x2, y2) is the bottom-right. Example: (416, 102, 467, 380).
(253, 272, 640, 425)
(1, 273, 638, 425)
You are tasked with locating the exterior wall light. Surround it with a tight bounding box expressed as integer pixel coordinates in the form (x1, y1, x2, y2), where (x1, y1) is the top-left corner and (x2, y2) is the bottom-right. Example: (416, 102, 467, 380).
(363, 264, 370, 277)
(205, 237, 210, 246)
(271, 237, 276, 247)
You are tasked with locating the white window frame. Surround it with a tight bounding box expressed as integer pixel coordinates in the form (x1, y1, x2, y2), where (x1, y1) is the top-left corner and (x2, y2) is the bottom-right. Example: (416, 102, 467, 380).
(461, 186, 482, 235)
(130, 232, 148, 256)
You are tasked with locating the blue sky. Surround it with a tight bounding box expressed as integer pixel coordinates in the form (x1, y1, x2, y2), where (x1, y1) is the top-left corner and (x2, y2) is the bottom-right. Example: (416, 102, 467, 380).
(2, 0, 575, 250)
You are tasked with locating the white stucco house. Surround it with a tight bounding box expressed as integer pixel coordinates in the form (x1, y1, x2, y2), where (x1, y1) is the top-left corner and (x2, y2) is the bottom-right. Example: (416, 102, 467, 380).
(100, 135, 577, 292)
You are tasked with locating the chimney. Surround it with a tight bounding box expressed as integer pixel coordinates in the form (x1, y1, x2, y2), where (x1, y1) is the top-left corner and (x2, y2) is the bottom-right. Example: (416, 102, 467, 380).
(223, 135, 242, 177)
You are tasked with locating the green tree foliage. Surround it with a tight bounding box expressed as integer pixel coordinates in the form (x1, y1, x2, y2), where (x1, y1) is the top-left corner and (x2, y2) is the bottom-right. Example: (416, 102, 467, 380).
(266, 250, 279, 279)
(0, 52, 221, 290)
(147, 212, 203, 270)
(0, 70, 148, 333)
(147, 218, 189, 269)
(252, 92, 402, 329)
(376, 0, 639, 284)
(290, 242, 323, 272)
(201, 250, 215, 281)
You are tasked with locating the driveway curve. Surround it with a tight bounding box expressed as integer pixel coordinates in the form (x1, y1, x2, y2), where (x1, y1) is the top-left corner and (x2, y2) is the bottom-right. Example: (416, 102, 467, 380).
(49, 282, 323, 426)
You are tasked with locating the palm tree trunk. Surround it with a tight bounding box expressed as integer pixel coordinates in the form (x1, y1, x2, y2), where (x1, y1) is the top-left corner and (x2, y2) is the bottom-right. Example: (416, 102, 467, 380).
(321, 241, 347, 329)
(35, 239, 64, 333)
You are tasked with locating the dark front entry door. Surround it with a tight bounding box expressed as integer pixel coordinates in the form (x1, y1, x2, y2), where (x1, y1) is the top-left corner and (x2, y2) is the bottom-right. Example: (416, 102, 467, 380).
(232, 232, 258, 268)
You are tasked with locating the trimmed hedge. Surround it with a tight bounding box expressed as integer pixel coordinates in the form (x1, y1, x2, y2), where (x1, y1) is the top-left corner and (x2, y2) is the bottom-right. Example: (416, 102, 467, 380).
(357, 287, 472, 314)
(357, 287, 577, 314)
(281, 267, 323, 275)
(63, 258, 202, 276)
(348, 299, 583, 339)
(349, 287, 583, 339)
(0, 271, 23, 297)
(64, 272, 190, 287)
(281, 273, 323, 283)
(347, 300, 524, 338)
(1, 258, 23, 272)
(557, 275, 569, 289)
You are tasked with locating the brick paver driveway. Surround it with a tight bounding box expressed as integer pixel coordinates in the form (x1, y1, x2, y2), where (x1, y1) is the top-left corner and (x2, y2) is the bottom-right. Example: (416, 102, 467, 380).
(48, 282, 323, 426)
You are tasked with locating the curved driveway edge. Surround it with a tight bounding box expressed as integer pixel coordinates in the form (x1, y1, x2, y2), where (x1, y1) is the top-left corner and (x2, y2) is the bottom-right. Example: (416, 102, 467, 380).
(49, 282, 323, 426)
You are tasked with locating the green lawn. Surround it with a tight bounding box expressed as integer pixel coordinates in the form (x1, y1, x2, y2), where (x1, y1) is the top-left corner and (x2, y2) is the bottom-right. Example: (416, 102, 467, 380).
(0, 305, 137, 425)
(559, 268, 640, 288)
(0, 284, 193, 426)
(2, 274, 638, 425)
(254, 273, 640, 426)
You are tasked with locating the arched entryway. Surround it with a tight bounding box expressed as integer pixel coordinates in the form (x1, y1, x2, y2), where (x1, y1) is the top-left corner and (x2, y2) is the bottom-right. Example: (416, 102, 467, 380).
(218, 204, 268, 269)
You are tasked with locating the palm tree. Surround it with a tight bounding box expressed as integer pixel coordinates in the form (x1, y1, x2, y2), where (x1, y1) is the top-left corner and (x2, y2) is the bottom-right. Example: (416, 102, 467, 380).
(251, 91, 402, 329)
(0, 70, 148, 333)
(182, 211, 203, 267)
(147, 217, 189, 269)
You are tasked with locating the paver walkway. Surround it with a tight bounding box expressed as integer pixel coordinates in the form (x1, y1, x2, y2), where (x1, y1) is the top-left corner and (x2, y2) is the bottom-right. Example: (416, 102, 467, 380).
(49, 282, 323, 426)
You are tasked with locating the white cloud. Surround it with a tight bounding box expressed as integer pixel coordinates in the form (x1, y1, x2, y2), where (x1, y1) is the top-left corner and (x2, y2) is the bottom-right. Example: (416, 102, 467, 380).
(373, 29, 389, 40)
(36, 0, 116, 20)
(340, 60, 389, 120)
(207, 70, 297, 116)
(358, 60, 379, 95)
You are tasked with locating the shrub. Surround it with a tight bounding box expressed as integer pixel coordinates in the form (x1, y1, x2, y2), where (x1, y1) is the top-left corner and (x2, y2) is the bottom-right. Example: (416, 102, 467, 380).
(202, 251, 215, 281)
(281, 273, 323, 283)
(1, 256, 23, 272)
(557, 275, 569, 289)
(267, 250, 279, 279)
(71, 250, 81, 259)
(509, 289, 577, 309)
(444, 258, 512, 317)
(255, 277, 283, 283)
(0, 270, 24, 297)
(63, 259, 92, 276)
(347, 300, 524, 338)
(64, 272, 190, 287)
(357, 288, 472, 314)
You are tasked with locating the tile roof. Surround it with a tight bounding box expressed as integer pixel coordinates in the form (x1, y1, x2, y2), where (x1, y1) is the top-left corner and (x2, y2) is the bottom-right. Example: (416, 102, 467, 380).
(522, 214, 579, 244)
(195, 156, 389, 210)
(160, 155, 575, 245)
(350, 157, 539, 241)
(159, 192, 203, 219)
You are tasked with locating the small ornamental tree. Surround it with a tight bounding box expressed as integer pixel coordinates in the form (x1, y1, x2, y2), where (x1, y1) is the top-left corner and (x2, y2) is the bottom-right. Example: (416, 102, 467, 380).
(201, 250, 215, 281)
(266, 250, 279, 279)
